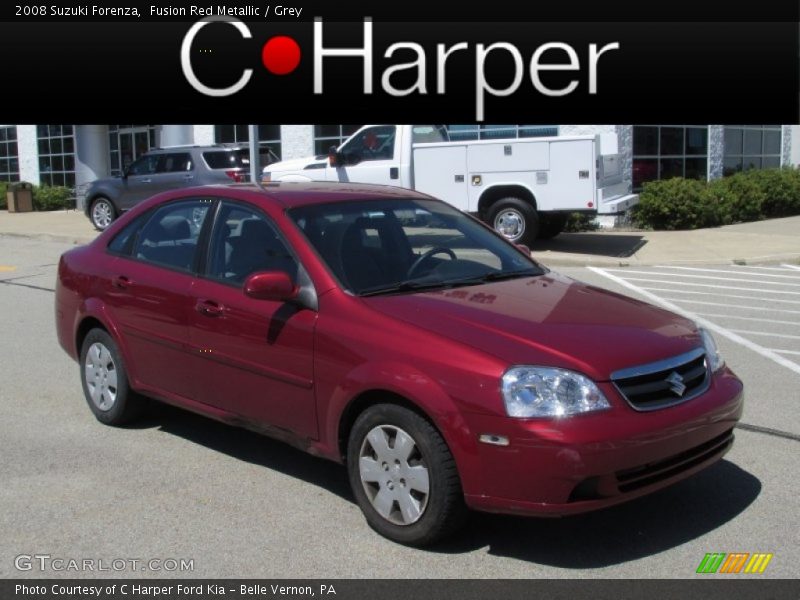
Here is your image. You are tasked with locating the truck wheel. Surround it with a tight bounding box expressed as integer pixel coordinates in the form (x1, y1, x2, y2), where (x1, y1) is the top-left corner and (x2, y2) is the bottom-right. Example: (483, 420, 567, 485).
(538, 213, 569, 240)
(487, 198, 538, 245)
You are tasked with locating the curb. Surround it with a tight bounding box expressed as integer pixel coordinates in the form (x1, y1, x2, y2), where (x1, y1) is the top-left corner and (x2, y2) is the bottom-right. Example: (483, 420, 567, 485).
(0, 231, 96, 245)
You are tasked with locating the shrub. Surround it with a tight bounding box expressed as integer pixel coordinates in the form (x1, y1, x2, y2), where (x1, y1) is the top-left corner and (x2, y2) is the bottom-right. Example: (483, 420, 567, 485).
(32, 185, 72, 211)
(632, 177, 718, 230)
(563, 212, 599, 232)
(745, 167, 800, 218)
(0, 182, 7, 210)
(715, 172, 767, 224)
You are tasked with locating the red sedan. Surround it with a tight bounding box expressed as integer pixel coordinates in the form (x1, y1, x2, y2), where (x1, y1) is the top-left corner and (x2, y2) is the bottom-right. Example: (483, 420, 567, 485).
(55, 182, 743, 545)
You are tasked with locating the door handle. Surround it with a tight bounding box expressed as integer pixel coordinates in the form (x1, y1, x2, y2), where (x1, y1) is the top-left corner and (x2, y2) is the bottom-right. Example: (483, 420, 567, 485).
(140, 178, 152, 184)
(389, 167, 399, 180)
(195, 299, 224, 317)
(111, 275, 131, 289)
(183, 175, 194, 181)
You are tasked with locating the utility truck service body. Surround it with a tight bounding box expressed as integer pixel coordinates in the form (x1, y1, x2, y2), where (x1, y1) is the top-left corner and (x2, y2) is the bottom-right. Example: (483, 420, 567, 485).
(262, 125, 638, 244)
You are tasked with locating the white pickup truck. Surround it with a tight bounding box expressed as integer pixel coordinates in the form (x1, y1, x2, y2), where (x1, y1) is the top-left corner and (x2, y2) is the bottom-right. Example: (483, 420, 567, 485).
(262, 125, 638, 245)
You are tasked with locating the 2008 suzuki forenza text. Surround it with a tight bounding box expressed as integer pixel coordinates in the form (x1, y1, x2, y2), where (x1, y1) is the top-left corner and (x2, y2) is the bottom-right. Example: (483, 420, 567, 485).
(56, 182, 743, 546)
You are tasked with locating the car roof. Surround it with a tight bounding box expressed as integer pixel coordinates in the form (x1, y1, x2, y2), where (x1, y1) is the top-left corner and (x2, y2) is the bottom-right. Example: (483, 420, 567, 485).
(191, 181, 434, 208)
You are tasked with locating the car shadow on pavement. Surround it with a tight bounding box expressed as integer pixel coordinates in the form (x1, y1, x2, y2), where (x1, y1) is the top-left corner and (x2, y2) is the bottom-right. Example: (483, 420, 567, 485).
(535, 233, 647, 258)
(135, 404, 759, 568)
(436, 459, 761, 567)
(136, 403, 353, 502)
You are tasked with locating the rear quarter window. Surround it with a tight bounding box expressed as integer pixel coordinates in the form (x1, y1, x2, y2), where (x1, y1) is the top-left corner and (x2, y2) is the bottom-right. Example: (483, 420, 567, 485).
(202, 150, 250, 170)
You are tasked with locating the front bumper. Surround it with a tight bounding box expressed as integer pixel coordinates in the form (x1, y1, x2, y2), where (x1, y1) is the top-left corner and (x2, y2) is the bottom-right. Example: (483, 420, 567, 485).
(459, 368, 743, 517)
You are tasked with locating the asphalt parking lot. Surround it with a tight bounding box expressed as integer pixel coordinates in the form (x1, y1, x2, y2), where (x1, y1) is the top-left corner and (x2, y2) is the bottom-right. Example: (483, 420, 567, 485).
(1, 235, 798, 579)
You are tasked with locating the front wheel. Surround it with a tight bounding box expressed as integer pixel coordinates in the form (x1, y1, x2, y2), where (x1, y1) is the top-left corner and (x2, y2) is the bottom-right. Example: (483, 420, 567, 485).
(90, 197, 116, 231)
(347, 404, 467, 546)
(486, 197, 538, 245)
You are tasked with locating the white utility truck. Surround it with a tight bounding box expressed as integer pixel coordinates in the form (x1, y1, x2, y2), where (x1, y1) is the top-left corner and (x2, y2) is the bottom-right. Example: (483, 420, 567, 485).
(262, 125, 638, 245)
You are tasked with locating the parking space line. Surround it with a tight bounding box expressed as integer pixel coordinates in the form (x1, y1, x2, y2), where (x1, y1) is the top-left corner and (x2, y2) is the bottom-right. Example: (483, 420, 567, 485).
(728, 329, 800, 341)
(783, 264, 800, 272)
(657, 299, 800, 315)
(588, 267, 800, 377)
(604, 269, 800, 287)
(740, 265, 800, 272)
(653, 266, 800, 280)
(622, 277, 800, 295)
(639, 287, 800, 306)
(770, 348, 800, 356)
(0, 265, 16, 272)
(693, 312, 800, 327)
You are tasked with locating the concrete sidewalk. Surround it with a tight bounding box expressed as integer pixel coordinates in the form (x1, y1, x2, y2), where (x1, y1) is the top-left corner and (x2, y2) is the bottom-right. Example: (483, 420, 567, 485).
(0, 208, 798, 267)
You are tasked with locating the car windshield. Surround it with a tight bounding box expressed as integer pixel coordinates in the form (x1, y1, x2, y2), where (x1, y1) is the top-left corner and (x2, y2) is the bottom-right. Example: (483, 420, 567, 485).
(288, 198, 544, 296)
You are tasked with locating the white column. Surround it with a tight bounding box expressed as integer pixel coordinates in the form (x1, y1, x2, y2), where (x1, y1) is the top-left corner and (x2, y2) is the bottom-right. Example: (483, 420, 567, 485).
(280, 125, 314, 159)
(74, 125, 110, 210)
(192, 125, 215, 146)
(160, 125, 194, 147)
(16, 125, 39, 184)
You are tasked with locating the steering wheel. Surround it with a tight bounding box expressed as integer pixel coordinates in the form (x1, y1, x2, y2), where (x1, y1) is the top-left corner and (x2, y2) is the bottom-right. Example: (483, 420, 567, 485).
(407, 247, 457, 278)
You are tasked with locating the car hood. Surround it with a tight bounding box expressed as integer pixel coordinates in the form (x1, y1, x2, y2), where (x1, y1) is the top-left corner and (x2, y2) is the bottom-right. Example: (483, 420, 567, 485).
(363, 272, 701, 381)
(263, 156, 325, 174)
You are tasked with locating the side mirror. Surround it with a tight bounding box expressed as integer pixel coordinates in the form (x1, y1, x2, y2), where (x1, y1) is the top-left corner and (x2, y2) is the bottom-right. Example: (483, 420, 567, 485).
(516, 243, 531, 255)
(244, 271, 298, 302)
(328, 145, 341, 168)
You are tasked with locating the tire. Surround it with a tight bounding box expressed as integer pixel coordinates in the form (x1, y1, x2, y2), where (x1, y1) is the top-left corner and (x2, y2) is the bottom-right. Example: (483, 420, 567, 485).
(79, 328, 145, 426)
(347, 404, 468, 546)
(486, 197, 538, 245)
(538, 213, 569, 240)
(90, 197, 116, 231)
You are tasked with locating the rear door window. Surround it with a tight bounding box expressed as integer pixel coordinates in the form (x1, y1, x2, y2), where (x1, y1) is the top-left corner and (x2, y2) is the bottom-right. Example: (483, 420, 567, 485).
(157, 152, 193, 173)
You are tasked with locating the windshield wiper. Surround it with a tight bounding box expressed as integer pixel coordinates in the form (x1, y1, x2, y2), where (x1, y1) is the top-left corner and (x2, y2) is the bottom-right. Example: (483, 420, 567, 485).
(358, 269, 542, 297)
(358, 280, 454, 297)
(459, 268, 543, 284)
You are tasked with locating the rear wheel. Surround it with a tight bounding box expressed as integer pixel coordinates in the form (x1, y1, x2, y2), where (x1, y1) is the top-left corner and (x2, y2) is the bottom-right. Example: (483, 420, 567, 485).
(90, 197, 116, 231)
(80, 329, 145, 426)
(487, 197, 538, 245)
(347, 404, 467, 546)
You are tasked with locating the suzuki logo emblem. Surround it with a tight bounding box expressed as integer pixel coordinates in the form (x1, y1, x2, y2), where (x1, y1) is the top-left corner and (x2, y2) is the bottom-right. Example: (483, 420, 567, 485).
(666, 371, 687, 397)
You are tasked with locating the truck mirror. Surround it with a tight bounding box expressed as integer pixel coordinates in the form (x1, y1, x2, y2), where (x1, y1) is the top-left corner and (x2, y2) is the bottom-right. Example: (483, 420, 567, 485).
(328, 145, 340, 168)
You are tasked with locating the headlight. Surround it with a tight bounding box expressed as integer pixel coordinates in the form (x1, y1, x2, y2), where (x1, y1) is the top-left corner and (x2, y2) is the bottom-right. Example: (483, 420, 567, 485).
(501, 367, 610, 418)
(700, 327, 724, 372)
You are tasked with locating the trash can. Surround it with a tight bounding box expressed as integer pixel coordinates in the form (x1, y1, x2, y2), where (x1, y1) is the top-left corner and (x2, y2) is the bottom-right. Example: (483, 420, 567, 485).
(7, 182, 33, 213)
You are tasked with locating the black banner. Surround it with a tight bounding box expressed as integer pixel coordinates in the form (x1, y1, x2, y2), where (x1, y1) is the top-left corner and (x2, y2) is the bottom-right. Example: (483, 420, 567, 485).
(4, 580, 800, 600)
(0, 18, 797, 122)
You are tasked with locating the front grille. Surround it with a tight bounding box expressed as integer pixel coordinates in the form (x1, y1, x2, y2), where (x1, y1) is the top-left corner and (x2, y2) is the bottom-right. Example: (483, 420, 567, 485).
(611, 347, 709, 411)
(568, 429, 734, 502)
(615, 429, 734, 493)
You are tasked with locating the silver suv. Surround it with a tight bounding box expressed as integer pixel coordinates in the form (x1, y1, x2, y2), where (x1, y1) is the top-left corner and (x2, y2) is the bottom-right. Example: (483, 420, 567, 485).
(84, 145, 252, 230)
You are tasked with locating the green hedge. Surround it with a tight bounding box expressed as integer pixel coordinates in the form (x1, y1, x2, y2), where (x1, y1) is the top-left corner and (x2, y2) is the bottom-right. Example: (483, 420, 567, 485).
(632, 168, 800, 230)
(33, 185, 72, 211)
(1, 183, 72, 211)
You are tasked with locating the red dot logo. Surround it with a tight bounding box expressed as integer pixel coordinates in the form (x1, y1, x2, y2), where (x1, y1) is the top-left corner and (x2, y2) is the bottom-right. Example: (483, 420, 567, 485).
(261, 36, 301, 75)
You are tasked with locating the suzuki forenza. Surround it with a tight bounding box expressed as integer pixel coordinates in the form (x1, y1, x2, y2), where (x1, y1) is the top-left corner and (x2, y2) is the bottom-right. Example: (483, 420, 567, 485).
(56, 182, 743, 545)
